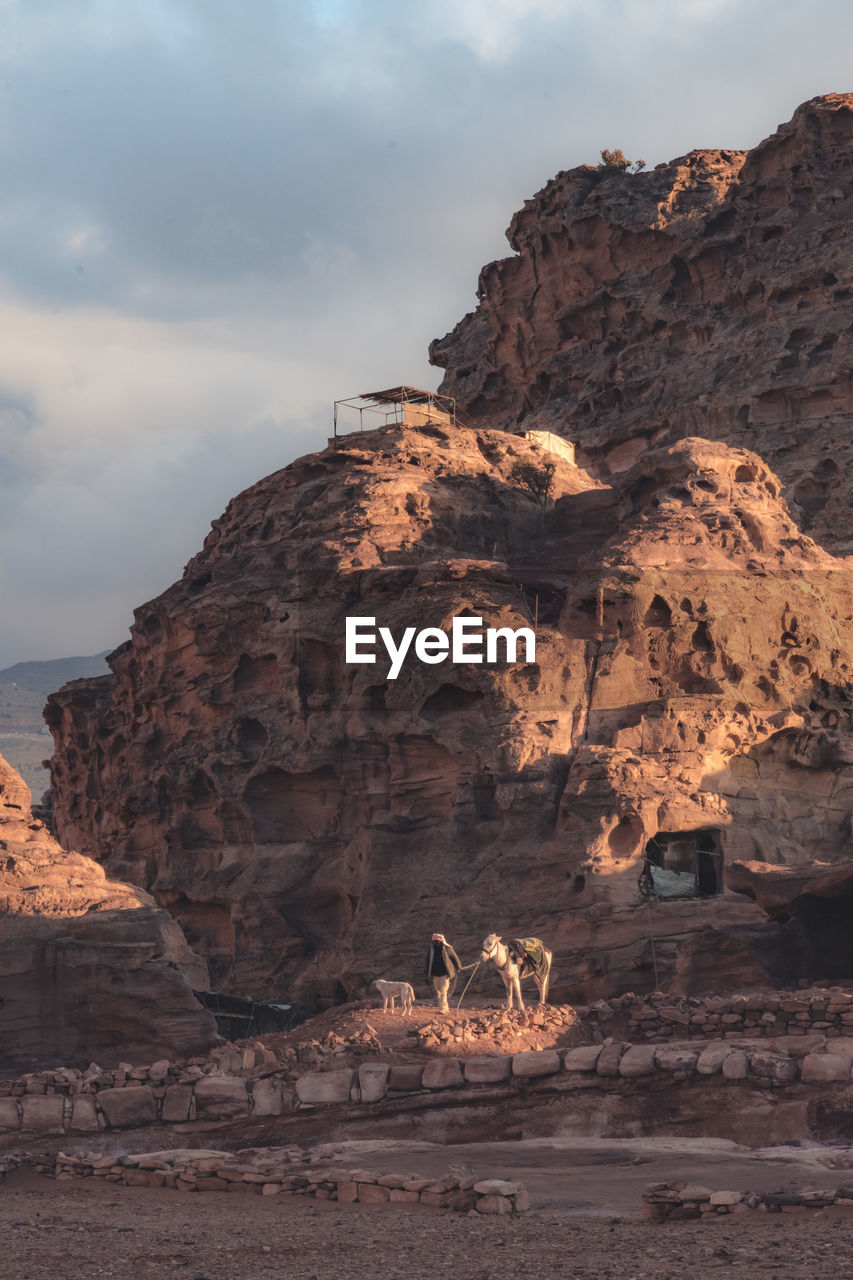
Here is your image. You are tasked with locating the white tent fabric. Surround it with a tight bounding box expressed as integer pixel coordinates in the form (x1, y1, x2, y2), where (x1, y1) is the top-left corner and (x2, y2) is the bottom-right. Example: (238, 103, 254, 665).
(649, 866, 696, 898)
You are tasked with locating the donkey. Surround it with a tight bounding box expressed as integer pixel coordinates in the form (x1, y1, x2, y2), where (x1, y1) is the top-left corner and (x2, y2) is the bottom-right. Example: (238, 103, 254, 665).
(480, 934, 552, 1011)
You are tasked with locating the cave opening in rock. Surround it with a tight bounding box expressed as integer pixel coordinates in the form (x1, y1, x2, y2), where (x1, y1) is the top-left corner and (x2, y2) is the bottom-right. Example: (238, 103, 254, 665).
(790, 895, 853, 980)
(642, 828, 722, 899)
(156, 893, 236, 988)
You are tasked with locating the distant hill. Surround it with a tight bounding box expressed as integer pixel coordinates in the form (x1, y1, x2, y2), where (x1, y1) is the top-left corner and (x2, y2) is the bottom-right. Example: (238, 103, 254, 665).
(0, 651, 112, 796)
(0, 651, 112, 694)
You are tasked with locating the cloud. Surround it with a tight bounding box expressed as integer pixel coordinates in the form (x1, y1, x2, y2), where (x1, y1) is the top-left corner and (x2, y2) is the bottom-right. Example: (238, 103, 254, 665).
(0, 0, 851, 667)
(415, 0, 593, 62)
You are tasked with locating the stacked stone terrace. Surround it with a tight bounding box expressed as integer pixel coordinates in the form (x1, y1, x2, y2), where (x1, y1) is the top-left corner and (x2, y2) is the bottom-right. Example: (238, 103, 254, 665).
(5, 1024, 853, 1138)
(588, 987, 853, 1041)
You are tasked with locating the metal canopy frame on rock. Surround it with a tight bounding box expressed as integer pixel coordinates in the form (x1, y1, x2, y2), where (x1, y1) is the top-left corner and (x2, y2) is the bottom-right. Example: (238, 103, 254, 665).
(333, 385, 459, 442)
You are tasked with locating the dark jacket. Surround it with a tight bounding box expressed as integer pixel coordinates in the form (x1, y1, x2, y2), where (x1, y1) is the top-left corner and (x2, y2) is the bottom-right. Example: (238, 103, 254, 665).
(425, 941, 461, 980)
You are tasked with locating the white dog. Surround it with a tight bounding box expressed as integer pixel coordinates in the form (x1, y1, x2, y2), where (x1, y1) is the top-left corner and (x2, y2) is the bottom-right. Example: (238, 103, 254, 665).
(373, 978, 415, 1015)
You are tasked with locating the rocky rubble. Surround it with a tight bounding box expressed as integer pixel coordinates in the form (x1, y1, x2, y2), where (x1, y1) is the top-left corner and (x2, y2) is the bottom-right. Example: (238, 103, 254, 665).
(415, 1003, 580, 1051)
(643, 1181, 853, 1222)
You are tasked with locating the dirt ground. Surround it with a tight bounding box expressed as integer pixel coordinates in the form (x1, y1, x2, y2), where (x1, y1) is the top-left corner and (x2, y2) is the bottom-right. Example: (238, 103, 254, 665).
(300, 1135, 853, 1215)
(8, 1003, 853, 1276)
(3, 1160, 853, 1280)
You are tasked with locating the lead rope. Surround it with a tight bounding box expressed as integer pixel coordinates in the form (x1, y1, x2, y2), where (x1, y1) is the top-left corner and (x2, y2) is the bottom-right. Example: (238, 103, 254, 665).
(455, 960, 481, 1010)
(646, 902, 659, 991)
(456, 960, 481, 1010)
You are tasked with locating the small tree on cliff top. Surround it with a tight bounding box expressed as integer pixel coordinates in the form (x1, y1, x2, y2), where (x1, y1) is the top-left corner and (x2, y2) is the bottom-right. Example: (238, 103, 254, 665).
(599, 148, 646, 173)
(509, 458, 556, 508)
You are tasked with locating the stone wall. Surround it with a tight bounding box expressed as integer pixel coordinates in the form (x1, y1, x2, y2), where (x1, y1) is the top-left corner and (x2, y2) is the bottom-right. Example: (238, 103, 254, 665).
(643, 1181, 853, 1222)
(591, 986, 853, 1042)
(4, 1036, 853, 1138)
(31, 1150, 528, 1215)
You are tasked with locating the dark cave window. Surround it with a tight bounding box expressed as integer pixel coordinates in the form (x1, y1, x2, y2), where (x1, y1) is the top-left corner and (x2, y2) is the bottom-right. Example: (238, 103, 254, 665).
(642, 828, 722, 899)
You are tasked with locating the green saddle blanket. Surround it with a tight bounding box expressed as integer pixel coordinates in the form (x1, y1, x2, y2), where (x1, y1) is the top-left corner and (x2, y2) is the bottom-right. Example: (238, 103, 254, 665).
(509, 937, 549, 982)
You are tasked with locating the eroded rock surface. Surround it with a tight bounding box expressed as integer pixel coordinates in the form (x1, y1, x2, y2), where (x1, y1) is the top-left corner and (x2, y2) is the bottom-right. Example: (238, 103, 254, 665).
(0, 753, 219, 1069)
(44, 417, 853, 1004)
(431, 94, 853, 551)
(41, 94, 853, 1008)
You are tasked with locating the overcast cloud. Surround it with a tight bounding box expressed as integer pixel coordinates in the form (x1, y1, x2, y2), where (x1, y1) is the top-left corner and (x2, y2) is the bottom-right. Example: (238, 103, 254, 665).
(0, 0, 850, 667)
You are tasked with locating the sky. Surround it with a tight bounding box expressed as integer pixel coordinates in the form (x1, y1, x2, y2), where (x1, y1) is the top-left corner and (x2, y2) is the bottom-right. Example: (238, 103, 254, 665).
(0, 0, 850, 668)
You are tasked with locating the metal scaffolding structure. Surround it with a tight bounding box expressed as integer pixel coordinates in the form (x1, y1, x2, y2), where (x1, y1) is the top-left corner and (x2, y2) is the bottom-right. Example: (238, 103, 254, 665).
(333, 385, 458, 442)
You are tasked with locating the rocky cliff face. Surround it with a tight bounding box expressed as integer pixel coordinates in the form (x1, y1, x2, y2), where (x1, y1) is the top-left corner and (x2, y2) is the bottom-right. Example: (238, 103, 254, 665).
(430, 94, 853, 553)
(43, 94, 853, 1008)
(0, 752, 219, 1069)
(44, 413, 853, 1005)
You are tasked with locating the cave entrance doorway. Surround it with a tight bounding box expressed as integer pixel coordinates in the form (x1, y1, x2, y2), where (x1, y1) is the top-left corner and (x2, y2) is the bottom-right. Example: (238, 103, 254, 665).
(642, 829, 722, 899)
(789, 895, 853, 981)
(193, 990, 311, 1041)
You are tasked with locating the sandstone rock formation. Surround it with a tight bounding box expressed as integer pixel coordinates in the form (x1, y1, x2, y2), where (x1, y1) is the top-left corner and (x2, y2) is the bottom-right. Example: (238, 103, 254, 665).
(430, 94, 853, 553)
(43, 412, 853, 1005)
(0, 752, 220, 1069)
(41, 95, 853, 1008)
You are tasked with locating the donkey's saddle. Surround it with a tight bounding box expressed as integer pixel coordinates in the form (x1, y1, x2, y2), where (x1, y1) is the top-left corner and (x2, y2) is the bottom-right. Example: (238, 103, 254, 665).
(509, 937, 549, 981)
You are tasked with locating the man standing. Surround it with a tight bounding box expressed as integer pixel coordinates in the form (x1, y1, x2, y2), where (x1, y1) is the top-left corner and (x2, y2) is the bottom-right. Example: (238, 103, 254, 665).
(425, 932, 462, 1013)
